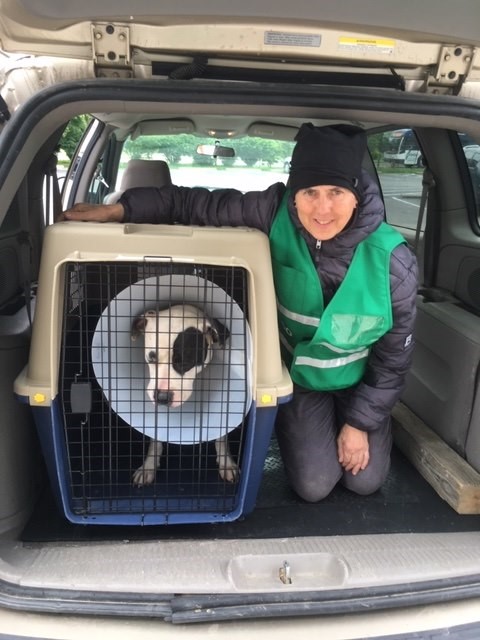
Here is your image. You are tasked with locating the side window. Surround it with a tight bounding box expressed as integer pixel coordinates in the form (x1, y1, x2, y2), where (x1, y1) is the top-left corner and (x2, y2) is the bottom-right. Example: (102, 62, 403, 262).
(368, 128, 425, 280)
(60, 116, 98, 210)
(368, 128, 426, 238)
(460, 135, 480, 222)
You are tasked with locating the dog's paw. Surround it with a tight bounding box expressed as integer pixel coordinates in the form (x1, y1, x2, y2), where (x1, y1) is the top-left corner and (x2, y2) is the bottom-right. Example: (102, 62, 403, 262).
(132, 466, 156, 487)
(217, 456, 239, 483)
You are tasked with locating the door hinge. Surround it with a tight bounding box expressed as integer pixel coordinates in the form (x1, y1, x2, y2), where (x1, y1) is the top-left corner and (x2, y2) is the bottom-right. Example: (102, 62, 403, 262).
(91, 23, 132, 78)
(427, 45, 476, 94)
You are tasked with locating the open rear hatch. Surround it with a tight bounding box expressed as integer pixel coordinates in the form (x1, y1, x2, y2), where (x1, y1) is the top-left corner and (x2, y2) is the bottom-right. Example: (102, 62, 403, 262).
(1, 0, 480, 630)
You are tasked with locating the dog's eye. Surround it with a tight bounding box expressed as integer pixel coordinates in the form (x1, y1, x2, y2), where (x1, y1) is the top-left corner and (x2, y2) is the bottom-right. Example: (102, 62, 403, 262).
(146, 351, 157, 363)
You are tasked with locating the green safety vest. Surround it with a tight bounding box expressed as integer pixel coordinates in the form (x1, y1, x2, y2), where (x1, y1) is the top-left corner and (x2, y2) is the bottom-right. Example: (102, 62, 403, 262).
(269, 191, 405, 391)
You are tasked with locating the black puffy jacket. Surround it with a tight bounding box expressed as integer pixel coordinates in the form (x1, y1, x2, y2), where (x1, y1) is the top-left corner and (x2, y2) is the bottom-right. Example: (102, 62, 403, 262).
(119, 172, 418, 432)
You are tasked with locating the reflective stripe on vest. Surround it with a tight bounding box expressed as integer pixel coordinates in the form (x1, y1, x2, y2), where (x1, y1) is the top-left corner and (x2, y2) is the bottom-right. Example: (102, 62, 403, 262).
(269, 191, 405, 391)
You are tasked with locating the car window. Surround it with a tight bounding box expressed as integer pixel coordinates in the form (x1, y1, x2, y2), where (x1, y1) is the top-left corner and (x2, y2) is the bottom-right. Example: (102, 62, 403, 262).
(117, 133, 295, 192)
(460, 136, 480, 223)
(367, 129, 425, 234)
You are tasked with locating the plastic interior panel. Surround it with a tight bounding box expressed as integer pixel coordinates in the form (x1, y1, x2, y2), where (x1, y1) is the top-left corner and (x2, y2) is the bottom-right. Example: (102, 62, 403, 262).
(465, 382, 480, 473)
(402, 297, 480, 457)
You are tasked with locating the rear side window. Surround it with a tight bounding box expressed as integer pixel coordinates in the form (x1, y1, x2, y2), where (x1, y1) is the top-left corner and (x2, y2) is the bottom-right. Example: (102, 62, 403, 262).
(367, 129, 425, 237)
(367, 128, 425, 281)
(460, 137, 480, 223)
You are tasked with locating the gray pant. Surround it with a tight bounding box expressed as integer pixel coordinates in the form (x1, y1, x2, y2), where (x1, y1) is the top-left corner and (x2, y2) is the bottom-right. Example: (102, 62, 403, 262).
(275, 384, 393, 502)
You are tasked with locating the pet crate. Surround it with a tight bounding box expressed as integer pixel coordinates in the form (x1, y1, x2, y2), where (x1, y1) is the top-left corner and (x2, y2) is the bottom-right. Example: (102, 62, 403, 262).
(15, 222, 292, 525)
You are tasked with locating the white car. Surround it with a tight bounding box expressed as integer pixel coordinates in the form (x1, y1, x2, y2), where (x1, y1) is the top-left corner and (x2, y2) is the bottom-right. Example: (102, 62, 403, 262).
(1, 2, 480, 639)
(464, 144, 480, 164)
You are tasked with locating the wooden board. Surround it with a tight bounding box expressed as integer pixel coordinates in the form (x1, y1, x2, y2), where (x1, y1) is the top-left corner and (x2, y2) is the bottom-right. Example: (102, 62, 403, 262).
(392, 402, 480, 514)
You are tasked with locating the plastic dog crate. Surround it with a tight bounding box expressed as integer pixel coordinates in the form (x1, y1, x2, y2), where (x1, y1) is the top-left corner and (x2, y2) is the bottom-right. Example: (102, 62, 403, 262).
(15, 222, 292, 525)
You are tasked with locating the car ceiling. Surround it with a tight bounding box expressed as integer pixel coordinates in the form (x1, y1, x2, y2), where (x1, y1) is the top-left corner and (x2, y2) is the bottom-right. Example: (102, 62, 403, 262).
(96, 115, 383, 142)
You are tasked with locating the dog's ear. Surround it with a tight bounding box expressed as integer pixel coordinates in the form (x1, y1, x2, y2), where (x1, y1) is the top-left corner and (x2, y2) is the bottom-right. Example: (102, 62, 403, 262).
(131, 310, 155, 341)
(207, 318, 230, 346)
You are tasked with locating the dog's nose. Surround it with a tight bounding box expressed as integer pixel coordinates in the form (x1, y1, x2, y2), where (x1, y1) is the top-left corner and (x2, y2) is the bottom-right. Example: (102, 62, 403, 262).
(156, 390, 174, 406)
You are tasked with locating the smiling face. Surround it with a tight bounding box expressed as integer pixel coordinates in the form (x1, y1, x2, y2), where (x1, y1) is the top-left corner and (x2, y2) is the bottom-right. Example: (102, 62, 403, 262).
(294, 184, 358, 241)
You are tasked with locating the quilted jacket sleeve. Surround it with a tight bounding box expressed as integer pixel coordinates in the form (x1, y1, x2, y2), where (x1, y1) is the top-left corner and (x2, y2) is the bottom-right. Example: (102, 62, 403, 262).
(119, 183, 285, 232)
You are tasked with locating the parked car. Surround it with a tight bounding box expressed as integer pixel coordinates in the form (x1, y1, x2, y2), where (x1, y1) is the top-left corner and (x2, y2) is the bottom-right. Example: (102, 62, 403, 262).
(404, 148, 424, 168)
(464, 144, 480, 164)
(464, 145, 480, 200)
(382, 128, 421, 166)
(2, 1, 480, 638)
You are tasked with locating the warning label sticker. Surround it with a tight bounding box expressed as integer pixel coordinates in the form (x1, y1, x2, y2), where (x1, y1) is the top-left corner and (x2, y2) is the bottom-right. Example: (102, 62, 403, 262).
(339, 36, 395, 54)
(264, 31, 321, 48)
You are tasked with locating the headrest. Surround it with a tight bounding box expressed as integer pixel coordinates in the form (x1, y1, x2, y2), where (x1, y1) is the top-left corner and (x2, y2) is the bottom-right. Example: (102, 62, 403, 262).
(120, 159, 172, 190)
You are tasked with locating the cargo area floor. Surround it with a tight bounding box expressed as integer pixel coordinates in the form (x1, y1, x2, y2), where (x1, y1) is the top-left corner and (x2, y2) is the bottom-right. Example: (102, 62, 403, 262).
(21, 442, 480, 542)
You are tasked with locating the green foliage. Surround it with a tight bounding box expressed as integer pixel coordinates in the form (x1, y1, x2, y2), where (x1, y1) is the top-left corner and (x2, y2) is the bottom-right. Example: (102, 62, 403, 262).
(233, 138, 293, 167)
(367, 132, 388, 165)
(59, 115, 91, 159)
(122, 133, 295, 167)
(124, 134, 214, 163)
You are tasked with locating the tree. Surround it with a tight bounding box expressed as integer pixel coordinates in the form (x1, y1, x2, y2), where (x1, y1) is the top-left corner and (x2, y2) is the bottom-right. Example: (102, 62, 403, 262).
(124, 134, 208, 163)
(121, 133, 295, 167)
(59, 115, 91, 159)
(234, 138, 293, 166)
(367, 132, 385, 167)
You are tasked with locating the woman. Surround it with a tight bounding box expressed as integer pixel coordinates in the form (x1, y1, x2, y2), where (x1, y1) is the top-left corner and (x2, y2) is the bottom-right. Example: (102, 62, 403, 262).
(62, 123, 418, 502)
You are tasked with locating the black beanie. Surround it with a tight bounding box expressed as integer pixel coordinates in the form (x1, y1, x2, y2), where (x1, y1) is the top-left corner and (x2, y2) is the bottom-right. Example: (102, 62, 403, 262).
(289, 123, 367, 200)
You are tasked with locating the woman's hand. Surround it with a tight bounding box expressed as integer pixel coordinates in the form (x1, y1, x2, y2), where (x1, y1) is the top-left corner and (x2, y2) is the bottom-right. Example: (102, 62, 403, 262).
(58, 202, 125, 223)
(337, 423, 370, 476)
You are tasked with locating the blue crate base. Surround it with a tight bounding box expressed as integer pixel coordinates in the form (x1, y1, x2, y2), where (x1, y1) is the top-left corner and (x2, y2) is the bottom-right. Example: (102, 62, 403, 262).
(27, 397, 280, 525)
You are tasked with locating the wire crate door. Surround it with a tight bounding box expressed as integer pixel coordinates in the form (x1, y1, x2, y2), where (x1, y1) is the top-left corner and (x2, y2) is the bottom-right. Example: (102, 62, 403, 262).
(59, 262, 255, 524)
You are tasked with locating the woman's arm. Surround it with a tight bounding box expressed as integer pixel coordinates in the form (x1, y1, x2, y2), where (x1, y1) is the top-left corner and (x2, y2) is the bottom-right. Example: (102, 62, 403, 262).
(61, 201, 125, 222)
(63, 182, 286, 234)
(120, 183, 285, 232)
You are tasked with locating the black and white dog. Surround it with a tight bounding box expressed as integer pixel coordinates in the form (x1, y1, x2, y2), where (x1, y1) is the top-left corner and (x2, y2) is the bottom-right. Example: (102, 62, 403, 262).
(131, 303, 238, 486)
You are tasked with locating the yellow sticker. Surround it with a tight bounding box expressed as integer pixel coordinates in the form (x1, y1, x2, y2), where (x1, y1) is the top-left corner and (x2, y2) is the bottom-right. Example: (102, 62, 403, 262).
(339, 36, 395, 52)
(33, 393, 46, 404)
(261, 394, 273, 404)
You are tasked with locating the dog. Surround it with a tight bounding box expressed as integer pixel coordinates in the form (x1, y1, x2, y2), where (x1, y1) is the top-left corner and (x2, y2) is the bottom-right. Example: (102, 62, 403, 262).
(130, 303, 239, 486)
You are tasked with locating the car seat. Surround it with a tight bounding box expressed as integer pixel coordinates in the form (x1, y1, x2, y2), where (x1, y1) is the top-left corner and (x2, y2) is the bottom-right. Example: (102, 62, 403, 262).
(103, 159, 172, 203)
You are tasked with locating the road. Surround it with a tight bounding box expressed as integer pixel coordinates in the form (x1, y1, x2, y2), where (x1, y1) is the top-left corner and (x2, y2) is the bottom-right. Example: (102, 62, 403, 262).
(378, 172, 422, 230)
